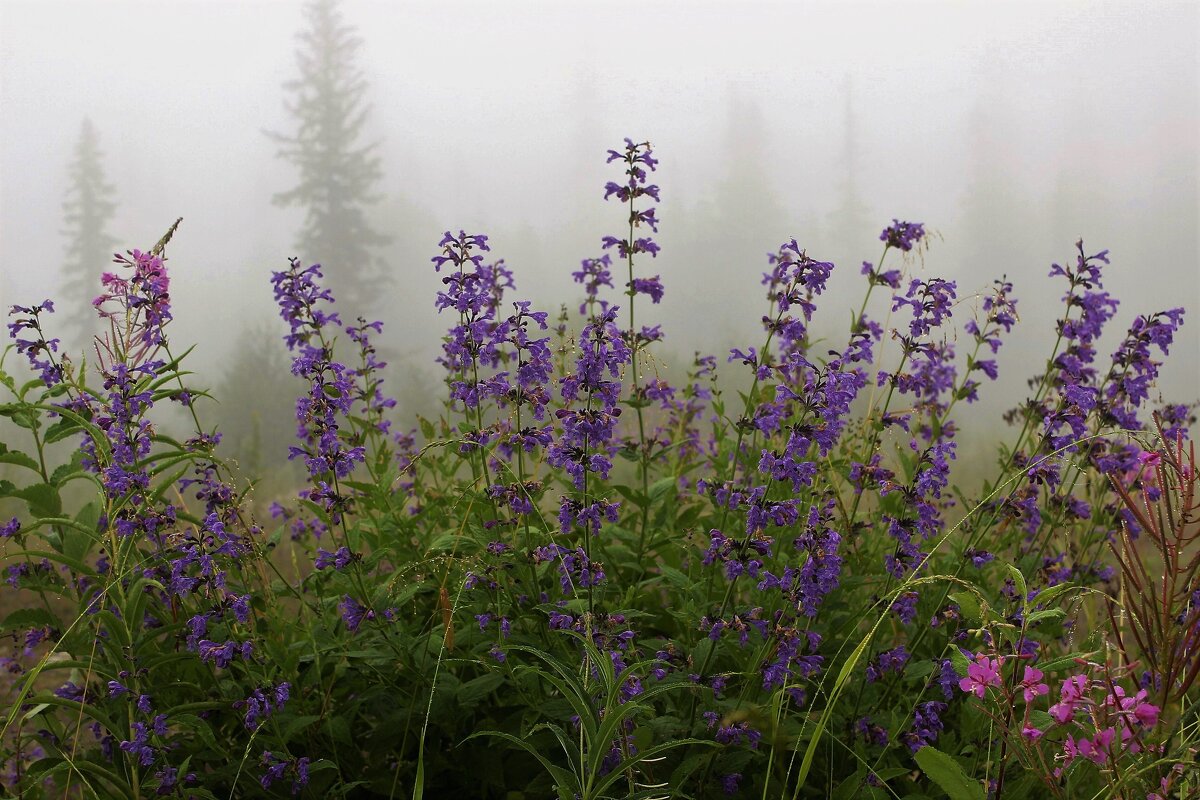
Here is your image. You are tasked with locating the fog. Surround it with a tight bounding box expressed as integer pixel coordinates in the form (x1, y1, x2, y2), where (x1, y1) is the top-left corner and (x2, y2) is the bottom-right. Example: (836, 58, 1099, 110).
(1, 0, 1197, 476)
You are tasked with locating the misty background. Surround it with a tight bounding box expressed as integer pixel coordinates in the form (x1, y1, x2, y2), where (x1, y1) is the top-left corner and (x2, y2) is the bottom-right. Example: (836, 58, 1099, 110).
(1, 0, 1197, 489)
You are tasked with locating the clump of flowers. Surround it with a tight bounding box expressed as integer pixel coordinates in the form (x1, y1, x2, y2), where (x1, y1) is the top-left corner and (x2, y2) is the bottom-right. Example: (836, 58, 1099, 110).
(0, 143, 1195, 800)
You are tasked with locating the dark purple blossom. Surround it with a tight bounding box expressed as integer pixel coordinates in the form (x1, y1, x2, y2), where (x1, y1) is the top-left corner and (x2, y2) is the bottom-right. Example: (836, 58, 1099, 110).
(891, 591, 919, 624)
(339, 595, 375, 633)
(314, 546, 355, 571)
(903, 701, 947, 751)
(629, 276, 664, 304)
(6, 301, 63, 386)
(855, 717, 889, 747)
(866, 646, 910, 683)
(237, 682, 291, 729)
(880, 219, 926, 252)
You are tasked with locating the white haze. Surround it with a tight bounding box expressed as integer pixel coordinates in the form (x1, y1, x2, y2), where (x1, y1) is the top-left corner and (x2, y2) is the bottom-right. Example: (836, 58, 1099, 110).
(1, 0, 1197, 468)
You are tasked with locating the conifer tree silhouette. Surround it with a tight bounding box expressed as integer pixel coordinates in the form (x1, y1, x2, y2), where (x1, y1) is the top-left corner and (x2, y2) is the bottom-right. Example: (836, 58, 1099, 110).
(270, 0, 389, 312)
(61, 117, 117, 344)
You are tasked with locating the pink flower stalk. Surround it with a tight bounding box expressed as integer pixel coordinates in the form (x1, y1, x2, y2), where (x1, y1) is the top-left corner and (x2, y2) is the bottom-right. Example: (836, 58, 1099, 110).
(958, 654, 1003, 698)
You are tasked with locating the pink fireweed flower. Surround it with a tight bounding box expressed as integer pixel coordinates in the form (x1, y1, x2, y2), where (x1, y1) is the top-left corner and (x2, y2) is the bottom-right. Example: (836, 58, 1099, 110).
(1048, 673, 1090, 724)
(1020, 666, 1049, 703)
(1048, 701, 1075, 725)
(1062, 728, 1113, 768)
(1106, 685, 1160, 729)
(958, 654, 1003, 698)
(1061, 673, 1089, 702)
(1133, 700, 1160, 728)
(1021, 725, 1044, 741)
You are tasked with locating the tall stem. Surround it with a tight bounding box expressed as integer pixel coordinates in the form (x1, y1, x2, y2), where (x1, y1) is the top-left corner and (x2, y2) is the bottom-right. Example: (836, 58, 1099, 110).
(626, 173, 652, 558)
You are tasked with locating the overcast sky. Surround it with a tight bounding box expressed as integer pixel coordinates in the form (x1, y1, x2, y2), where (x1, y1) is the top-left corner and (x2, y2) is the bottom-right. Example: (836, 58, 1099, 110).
(1, 0, 1196, 438)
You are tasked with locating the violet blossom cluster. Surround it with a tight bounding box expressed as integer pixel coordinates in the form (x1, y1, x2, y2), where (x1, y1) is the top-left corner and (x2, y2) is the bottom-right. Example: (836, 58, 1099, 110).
(653, 354, 719, 469)
(959, 278, 1019, 404)
(884, 277, 959, 434)
(271, 259, 365, 521)
(757, 498, 845, 618)
(759, 241, 835, 377)
(571, 255, 615, 317)
(432, 231, 556, 474)
(880, 440, 956, 583)
(6, 301, 62, 387)
(95, 249, 173, 352)
(548, 305, 629, 534)
(260, 751, 311, 795)
(880, 219, 926, 252)
(345, 317, 399, 436)
(1037, 243, 1122, 455)
(602, 138, 661, 267)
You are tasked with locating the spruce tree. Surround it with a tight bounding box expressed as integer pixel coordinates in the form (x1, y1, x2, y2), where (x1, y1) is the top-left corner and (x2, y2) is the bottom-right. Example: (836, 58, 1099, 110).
(270, 0, 389, 312)
(61, 117, 117, 344)
(830, 74, 871, 256)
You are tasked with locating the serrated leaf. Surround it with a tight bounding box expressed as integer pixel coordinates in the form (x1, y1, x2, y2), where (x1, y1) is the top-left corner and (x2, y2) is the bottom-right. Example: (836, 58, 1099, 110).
(49, 452, 86, 486)
(1031, 582, 1074, 608)
(0, 403, 39, 429)
(281, 714, 322, 740)
(655, 564, 692, 589)
(1039, 651, 1097, 673)
(907, 659, 936, 678)
(15, 483, 62, 518)
(3, 607, 60, 630)
(0, 444, 40, 472)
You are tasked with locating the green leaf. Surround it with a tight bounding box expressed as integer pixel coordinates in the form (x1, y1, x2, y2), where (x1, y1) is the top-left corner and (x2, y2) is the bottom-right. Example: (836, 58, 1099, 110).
(281, 714, 322, 741)
(1028, 710, 1055, 730)
(654, 565, 692, 590)
(906, 659, 936, 678)
(50, 452, 86, 486)
(1026, 608, 1065, 625)
(648, 476, 675, 504)
(66, 502, 101, 561)
(1039, 651, 1097, 673)
(1005, 563, 1027, 602)
(612, 484, 649, 509)
(913, 746, 984, 800)
(463, 730, 578, 799)
(458, 671, 504, 705)
(43, 417, 82, 444)
(2, 607, 60, 630)
(0, 444, 40, 472)
(1031, 582, 1074, 608)
(0, 402, 39, 430)
(948, 592, 982, 625)
(949, 647, 970, 678)
(14, 483, 62, 518)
